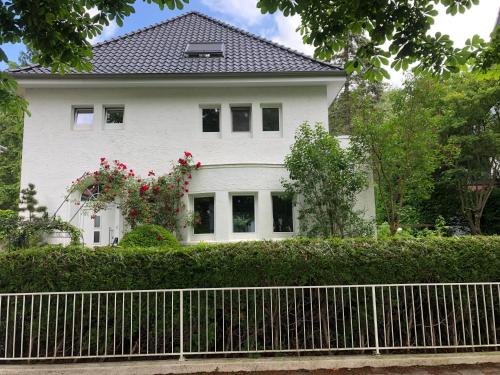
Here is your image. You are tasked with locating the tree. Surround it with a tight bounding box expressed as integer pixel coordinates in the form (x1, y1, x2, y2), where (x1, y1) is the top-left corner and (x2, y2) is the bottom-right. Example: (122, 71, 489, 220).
(353, 77, 441, 234)
(19, 184, 47, 221)
(437, 74, 500, 234)
(329, 35, 385, 135)
(0, 96, 23, 210)
(283, 123, 371, 237)
(0, 0, 189, 105)
(257, 0, 500, 81)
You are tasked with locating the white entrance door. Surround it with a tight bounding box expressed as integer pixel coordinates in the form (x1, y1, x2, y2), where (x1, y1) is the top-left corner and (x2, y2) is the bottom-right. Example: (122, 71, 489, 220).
(81, 206, 117, 246)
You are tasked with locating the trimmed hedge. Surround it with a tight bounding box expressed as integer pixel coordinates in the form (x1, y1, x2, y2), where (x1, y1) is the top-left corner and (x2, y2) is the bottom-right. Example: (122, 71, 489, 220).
(119, 224, 179, 248)
(0, 236, 499, 293)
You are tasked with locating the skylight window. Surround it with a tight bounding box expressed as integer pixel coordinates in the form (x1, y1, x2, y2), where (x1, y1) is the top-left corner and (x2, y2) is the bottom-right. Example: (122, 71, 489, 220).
(185, 42, 224, 57)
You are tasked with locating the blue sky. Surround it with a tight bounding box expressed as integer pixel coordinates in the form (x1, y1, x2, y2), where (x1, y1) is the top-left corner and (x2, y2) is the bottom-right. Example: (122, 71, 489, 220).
(2, 0, 498, 85)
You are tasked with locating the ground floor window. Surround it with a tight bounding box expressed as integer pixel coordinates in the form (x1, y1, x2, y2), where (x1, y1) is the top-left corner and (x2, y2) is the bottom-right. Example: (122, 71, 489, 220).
(193, 196, 215, 234)
(272, 194, 294, 232)
(232, 195, 255, 232)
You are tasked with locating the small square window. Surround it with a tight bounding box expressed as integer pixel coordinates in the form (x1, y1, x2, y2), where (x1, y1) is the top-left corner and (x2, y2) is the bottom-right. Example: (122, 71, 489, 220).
(74, 107, 93, 127)
(263, 107, 280, 132)
(105, 107, 124, 124)
(194, 196, 215, 234)
(231, 106, 251, 132)
(232, 195, 255, 233)
(202, 108, 220, 132)
(272, 194, 294, 232)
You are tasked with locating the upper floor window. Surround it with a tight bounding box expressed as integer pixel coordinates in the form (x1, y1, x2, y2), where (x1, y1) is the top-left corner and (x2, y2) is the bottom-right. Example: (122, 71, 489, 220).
(202, 107, 220, 132)
(231, 106, 251, 132)
(73, 107, 93, 129)
(105, 107, 124, 125)
(262, 106, 280, 132)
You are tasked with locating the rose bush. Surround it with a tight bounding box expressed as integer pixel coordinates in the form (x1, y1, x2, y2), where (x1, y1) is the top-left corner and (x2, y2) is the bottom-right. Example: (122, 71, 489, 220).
(70, 152, 202, 234)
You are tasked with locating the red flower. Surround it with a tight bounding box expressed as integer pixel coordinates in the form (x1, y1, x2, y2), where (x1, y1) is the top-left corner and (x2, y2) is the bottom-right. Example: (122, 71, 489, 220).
(140, 185, 149, 193)
(104, 165, 110, 169)
(100, 157, 106, 163)
(153, 186, 161, 192)
(185, 188, 189, 193)
(178, 158, 187, 166)
(195, 161, 202, 169)
(148, 170, 155, 176)
(176, 178, 181, 182)
(184, 151, 192, 158)
(188, 174, 192, 179)
(184, 180, 189, 185)
(175, 208, 180, 213)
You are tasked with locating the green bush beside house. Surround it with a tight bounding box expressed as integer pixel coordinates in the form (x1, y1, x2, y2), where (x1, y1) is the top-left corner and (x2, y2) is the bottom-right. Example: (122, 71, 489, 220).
(0, 236, 498, 293)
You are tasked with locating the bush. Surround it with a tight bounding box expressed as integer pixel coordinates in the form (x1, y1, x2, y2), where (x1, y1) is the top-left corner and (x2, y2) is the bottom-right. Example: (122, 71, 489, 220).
(0, 236, 499, 293)
(119, 224, 179, 249)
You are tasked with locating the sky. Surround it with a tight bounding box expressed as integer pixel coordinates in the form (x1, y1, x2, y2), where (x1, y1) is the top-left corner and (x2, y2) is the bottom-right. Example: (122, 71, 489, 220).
(2, 0, 499, 86)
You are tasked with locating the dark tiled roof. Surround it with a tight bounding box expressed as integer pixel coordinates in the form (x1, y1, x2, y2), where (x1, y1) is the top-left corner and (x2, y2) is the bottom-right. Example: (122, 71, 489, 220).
(10, 11, 341, 77)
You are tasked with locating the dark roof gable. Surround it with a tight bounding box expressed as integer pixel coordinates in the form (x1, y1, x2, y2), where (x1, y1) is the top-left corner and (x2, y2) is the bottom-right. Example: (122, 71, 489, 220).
(10, 11, 341, 76)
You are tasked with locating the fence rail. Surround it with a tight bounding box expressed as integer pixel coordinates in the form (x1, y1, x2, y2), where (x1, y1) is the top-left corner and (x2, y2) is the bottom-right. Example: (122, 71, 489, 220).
(0, 283, 499, 361)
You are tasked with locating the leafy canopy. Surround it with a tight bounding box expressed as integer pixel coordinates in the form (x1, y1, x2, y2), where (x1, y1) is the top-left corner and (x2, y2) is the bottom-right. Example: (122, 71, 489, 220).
(257, 0, 500, 81)
(352, 77, 441, 234)
(283, 123, 371, 237)
(0, 0, 189, 104)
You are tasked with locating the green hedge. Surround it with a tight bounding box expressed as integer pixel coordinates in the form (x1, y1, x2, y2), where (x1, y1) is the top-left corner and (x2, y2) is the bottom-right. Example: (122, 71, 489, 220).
(0, 236, 499, 292)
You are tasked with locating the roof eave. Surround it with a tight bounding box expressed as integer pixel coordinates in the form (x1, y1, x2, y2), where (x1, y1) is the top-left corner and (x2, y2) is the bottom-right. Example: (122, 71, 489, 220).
(9, 70, 345, 80)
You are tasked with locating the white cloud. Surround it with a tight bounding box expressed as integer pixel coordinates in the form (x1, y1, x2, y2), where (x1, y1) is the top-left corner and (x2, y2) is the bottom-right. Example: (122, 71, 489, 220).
(87, 7, 120, 44)
(200, 0, 263, 26)
(199, 0, 315, 56)
(271, 13, 315, 56)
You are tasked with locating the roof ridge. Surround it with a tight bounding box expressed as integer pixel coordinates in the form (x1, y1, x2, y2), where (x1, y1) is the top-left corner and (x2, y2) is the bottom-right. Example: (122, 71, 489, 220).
(190, 11, 340, 70)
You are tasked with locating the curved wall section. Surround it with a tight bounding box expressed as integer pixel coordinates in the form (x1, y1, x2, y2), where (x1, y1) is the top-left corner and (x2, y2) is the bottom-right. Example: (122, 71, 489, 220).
(180, 163, 295, 243)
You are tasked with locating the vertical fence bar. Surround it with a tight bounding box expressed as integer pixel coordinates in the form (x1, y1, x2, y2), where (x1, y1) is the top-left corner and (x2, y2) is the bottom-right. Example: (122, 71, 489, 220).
(372, 286, 380, 355)
(179, 291, 184, 361)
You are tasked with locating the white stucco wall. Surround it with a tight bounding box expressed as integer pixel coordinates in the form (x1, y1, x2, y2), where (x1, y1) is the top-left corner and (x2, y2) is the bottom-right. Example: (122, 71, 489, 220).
(20, 83, 375, 244)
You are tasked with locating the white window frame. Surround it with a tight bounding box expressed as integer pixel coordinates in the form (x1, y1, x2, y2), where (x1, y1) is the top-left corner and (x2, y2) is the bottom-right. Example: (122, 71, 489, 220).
(103, 105, 125, 130)
(261, 103, 283, 137)
(190, 193, 216, 241)
(230, 192, 257, 235)
(271, 192, 295, 235)
(230, 104, 252, 135)
(72, 106, 94, 131)
(199, 104, 221, 138)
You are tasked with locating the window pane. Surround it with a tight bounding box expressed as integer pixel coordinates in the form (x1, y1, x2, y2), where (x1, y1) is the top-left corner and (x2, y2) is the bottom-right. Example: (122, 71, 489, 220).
(202, 108, 220, 132)
(272, 195, 293, 232)
(232, 195, 255, 232)
(263, 107, 280, 131)
(194, 196, 215, 234)
(94, 216, 101, 228)
(106, 108, 124, 124)
(74, 108, 93, 126)
(231, 107, 251, 132)
(93, 231, 100, 244)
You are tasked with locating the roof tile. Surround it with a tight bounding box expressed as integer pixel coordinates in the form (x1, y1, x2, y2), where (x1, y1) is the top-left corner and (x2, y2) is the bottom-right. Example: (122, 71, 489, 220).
(10, 12, 341, 77)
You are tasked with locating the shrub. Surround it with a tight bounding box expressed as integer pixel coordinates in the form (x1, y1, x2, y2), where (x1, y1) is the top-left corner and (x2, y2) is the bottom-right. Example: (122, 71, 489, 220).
(119, 224, 179, 249)
(0, 236, 498, 293)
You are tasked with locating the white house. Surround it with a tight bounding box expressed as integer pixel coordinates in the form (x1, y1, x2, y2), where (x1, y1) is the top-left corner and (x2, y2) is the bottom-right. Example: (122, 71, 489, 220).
(10, 12, 375, 246)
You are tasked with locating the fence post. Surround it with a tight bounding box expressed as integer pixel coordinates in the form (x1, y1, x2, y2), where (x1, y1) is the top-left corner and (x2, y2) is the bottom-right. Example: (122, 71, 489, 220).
(372, 286, 380, 355)
(179, 290, 185, 361)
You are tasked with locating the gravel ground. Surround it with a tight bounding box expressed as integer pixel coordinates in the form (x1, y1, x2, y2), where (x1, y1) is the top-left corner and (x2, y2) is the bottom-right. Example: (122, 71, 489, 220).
(191, 363, 500, 374)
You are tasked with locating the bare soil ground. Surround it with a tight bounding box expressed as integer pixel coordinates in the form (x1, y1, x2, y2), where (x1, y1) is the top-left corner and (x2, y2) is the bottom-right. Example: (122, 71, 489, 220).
(189, 362, 500, 374)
